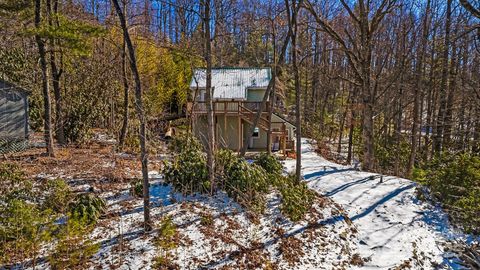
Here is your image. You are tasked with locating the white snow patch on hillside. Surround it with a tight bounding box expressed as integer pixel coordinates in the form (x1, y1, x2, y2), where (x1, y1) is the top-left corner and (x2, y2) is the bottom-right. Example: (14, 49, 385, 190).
(283, 138, 478, 269)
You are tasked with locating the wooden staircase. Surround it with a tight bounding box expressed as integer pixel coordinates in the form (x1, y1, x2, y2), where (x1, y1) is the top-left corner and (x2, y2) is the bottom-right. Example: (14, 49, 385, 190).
(238, 103, 270, 131)
(238, 104, 288, 137)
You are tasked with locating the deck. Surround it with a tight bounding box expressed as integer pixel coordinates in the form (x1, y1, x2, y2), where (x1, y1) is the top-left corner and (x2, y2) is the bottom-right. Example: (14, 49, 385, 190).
(188, 100, 294, 153)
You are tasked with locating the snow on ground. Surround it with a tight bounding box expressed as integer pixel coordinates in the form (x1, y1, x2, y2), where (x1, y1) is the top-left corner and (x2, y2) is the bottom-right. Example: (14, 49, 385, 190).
(284, 138, 478, 269)
(88, 179, 362, 270)
(16, 138, 479, 270)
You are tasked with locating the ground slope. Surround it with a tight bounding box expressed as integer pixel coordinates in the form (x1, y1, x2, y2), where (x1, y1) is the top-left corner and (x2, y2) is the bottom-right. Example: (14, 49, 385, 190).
(284, 139, 478, 269)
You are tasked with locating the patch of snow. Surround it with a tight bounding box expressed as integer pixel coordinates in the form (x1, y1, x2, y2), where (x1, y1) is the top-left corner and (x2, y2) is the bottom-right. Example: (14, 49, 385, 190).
(284, 138, 478, 269)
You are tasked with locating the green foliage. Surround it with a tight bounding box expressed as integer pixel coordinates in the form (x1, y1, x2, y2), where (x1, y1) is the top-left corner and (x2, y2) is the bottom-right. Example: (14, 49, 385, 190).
(374, 135, 410, 174)
(216, 149, 269, 213)
(68, 193, 106, 225)
(163, 135, 209, 194)
(42, 179, 72, 213)
(27, 13, 105, 56)
(215, 148, 238, 176)
(134, 38, 201, 116)
(0, 198, 56, 264)
(152, 255, 179, 270)
(152, 216, 181, 269)
(49, 215, 99, 270)
(168, 133, 203, 153)
(124, 134, 140, 152)
(254, 152, 283, 176)
(276, 174, 316, 222)
(63, 100, 95, 143)
(200, 212, 214, 226)
(414, 153, 480, 233)
(254, 152, 283, 185)
(28, 94, 43, 131)
(130, 179, 143, 197)
(0, 163, 56, 265)
(0, 163, 32, 201)
(0, 47, 30, 83)
(155, 216, 178, 251)
(0, 164, 100, 267)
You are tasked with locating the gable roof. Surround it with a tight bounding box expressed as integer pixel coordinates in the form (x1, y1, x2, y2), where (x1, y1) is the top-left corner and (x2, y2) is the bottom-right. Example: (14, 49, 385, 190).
(0, 79, 30, 95)
(272, 113, 296, 129)
(190, 68, 271, 99)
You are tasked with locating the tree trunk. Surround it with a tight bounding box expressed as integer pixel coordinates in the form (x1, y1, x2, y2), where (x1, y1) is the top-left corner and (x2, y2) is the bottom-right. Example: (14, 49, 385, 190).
(240, 16, 293, 157)
(111, 0, 151, 232)
(407, 0, 431, 176)
(47, 0, 65, 145)
(118, 2, 129, 150)
(286, 0, 302, 182)
(337, 89, 351, 156)
(434, 0, 452, 154)
(267, 24, 276, 154)
(361, 64, 374, 171)
(35, 0, 55, 156)
(443, 38, 459, 148)
(203, 0, 215, 192)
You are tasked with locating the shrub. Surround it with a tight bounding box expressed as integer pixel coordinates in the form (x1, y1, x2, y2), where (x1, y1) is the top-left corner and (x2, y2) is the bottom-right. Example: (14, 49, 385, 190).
(124, 134, 140, 152)
(69, 193, 106, 225)
(254, 152, 283, 176)
(278, 175, 316, 222)
(218, 150, 269, 213)
(49, 215, 99, 270)
(163, 136, 209, 194)
(215, 148, 238, 178)
(168, 133, 203, 154)
(414, 153, 480, 233)
(155, 216, 178, 251)
(0, 164, 58, 265)
(152, 216, 180, 269)
(42, 179, 72, 214)
(0, 198, 55, 265)
(254, 153, 284, 186)
(0, 163, 33, 202)
(129, 179, 143, 197)
(200, 212, 214, 226)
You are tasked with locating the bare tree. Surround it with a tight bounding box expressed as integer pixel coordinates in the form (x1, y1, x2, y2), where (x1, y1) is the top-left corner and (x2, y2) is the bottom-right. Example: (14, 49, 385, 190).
(305, 0, 396, 171)
(202, 0, 215, 192)
(34, 0, 55, 156)
(407, 0, 431, 176)
(46, 0, 66, 145)
(459, 0, 480, 18)
(434, 0, 452, 154)
(240, 2, 297, 157)
(111, 0, 151, 231)
(288, 0, 303, 182)
(118, 0, 129, 151)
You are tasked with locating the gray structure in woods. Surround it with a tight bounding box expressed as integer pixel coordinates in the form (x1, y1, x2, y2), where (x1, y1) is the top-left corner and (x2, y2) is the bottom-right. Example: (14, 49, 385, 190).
(0, 79, 29, 141)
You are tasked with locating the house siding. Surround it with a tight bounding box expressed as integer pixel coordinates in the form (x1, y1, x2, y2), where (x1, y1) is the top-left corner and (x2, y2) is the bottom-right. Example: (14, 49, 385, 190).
(246, 89, 266, 101)
(193, 115, 244, 151)
(192, 114, 295, 151)
(0, 88, 28, 140)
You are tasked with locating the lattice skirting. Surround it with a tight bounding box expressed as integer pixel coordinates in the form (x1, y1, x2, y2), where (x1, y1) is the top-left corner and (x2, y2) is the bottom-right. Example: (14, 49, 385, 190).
(0, 138, 29, 154)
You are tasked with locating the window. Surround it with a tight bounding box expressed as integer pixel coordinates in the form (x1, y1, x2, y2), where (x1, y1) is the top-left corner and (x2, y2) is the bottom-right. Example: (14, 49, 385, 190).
(252, 127, 260, 138)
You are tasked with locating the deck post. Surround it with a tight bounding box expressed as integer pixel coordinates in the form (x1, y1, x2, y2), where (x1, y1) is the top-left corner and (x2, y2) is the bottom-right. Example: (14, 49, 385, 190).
(237, 116, 241, 152)
(282, 123, 286, 157)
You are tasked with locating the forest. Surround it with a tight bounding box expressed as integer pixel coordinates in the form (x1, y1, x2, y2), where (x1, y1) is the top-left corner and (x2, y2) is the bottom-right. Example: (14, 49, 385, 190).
(0, 0, 479, 269)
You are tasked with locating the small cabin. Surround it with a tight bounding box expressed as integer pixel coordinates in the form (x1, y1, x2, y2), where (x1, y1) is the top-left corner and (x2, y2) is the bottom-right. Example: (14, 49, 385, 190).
(188, 68, 296, 153)
(0, 80, 29, 142)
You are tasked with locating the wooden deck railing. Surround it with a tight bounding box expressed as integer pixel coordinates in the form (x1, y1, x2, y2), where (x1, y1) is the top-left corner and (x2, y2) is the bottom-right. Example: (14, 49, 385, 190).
(187, 100, 270, 115)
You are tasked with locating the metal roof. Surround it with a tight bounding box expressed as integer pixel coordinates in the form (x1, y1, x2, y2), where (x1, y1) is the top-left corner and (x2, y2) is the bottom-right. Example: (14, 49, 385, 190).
(190, 68, 271, 99)
(0, 79, 30, 95)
